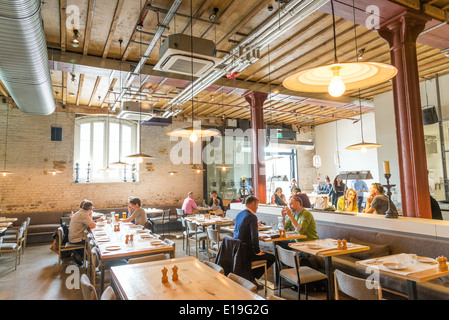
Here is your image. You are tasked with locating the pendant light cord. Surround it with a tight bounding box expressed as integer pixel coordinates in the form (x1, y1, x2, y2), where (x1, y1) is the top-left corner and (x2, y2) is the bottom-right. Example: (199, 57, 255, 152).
(190, 0, 194, 126)
(331, 0, 338, 64)
(352, 0, 359, 61)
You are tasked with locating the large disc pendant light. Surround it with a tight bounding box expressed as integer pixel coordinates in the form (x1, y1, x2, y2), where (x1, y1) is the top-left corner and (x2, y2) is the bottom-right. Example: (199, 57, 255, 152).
(282, 0, 397, 97)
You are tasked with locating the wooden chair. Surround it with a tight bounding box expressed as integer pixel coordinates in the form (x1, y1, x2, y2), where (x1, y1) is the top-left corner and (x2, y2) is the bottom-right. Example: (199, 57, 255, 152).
(334, 269, 383, 300)
(180, 217, 194, 252)
(0, 225, 24, 270)
(186, 220, 207, 258)
(2, 221, 27, 254)
(276, 245, 328, 300)
(80, 273, 116, 300)
(227, 272, 257, 293)
(206, 227, 221, 261)
(152, 209, 171, 236)
(57, 227, 85, 270)
(251, 259, 267, 298)
(203, 260, 224, 274)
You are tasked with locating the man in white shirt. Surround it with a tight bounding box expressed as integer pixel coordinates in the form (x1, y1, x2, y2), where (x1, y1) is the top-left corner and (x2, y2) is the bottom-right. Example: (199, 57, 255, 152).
(68, 200, 99, 265)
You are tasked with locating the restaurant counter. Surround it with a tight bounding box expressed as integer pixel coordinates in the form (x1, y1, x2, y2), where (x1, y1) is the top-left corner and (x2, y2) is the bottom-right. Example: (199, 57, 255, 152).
(228, 203, 449, 240)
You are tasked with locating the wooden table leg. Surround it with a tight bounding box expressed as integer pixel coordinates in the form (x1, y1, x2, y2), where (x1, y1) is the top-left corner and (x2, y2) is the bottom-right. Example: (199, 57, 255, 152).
(325, 256, 334, 300)
(407, 280, 418, 300)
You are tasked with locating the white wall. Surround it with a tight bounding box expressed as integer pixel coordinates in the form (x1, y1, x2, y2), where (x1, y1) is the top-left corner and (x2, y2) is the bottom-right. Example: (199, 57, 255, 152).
(315, 112, 380, 188)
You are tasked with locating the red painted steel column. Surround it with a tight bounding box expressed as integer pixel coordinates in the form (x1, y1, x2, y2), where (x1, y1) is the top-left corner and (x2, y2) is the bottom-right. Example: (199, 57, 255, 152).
(378, 11, 432, 218)
(243, 90, 268, 204)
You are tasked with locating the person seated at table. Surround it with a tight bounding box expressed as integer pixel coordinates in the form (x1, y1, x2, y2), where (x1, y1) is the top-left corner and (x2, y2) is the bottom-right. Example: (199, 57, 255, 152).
(337, 188, 358, 212)
(182, 191, 198, 215)
(233, 196, 276, 287)
(319, 176, 332, 194)
(211, 198, 224, 216)
(271, 187, 287, 206)
(364, 183, 398, 215)
(122, 197, 148, 227)
(281, 195, 318, 243)
(290, 187, 312, 208)
(68, 200, 101, 265)
(208, 190, 224, 210)
(290, 178, 301, 193)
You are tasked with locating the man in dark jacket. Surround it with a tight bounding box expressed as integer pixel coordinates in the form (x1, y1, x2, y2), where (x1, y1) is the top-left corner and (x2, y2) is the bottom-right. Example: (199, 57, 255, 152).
(208, 190, 224, 210)
(233, 196, 275, 284)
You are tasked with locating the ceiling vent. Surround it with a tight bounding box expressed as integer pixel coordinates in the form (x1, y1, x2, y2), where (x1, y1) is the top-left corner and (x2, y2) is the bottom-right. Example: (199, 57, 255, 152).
(117, 101, 164, 121)
(154, 33, 222, 77)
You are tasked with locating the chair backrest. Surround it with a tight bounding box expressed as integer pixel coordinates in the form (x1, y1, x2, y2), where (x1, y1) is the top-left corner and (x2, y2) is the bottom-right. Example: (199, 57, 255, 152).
(57, 227, 64, 248)
(186, 220, 197, 233)
(176, 208, 185, 217)
(80, 274, 98, 300)
(128, 253, 168, 264)
(227, 273, 257, 293)
(276, 245, 299, 269)
(100, 286, 116, 300)
(16, 226, 25, 245)
(181, 217, 187, 229)
(163, 209, 171, 220)
(91, 247, 100, 270)
(25, 217, 31, 227)
(334, 269, 382, 300)
(206, 227, 220, 243)
(163, 238, 175, 249)
(203, 260, 224, 274)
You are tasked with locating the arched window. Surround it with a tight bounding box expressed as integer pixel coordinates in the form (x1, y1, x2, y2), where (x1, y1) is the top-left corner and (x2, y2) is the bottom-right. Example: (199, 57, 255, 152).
(74, 115, 138, 183)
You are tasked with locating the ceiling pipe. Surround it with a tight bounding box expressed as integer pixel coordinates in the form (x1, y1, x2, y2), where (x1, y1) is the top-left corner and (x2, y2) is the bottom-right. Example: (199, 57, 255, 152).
(0, 0, 55, 115)
(168, 0, 328, 109)
(112, 0, 181, 111)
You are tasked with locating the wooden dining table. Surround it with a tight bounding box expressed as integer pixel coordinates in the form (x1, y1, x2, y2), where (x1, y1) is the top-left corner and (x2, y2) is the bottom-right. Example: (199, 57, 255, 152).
(0, 222, 13, 235)
(91, 221, 175, 293)
(289, 239, 370, 299)
(356, 253, 449, 300)
(110, 256, 265, 300)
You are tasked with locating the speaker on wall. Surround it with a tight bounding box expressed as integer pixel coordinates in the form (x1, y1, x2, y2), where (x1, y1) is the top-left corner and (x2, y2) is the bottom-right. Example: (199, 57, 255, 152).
(51, 126, 63, 141)
(422, 106, 439, 125)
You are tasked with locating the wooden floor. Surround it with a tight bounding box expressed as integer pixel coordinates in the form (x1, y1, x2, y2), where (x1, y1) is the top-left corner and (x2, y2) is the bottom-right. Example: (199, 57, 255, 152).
(0, 232, 327, 300)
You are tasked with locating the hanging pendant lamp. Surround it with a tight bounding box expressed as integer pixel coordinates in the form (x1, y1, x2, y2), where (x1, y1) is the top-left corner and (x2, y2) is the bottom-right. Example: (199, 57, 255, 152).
(282, 0, 397, 97)
(126, 22, 154, 163)
(167, 0, 219, 142)
(110, 39, 129, 167)
(345, 90, 381, 152)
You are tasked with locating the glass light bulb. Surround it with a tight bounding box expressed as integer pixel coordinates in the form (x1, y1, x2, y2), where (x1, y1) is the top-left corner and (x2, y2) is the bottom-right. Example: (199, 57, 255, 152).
(170, 172, 174, 176)
(361, 146, 367, 153)
(222, 167, 226, 172)
(328, 67, 345, 97)
(52, 171, 56, 176)
(189, 131, 198, 143)
(138, 157, 143, 163)
(196, 169, 200, 173)
(2, 172, 6, 177)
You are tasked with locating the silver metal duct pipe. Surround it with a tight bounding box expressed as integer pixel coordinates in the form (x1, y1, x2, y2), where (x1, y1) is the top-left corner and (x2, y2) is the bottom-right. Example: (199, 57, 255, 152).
(112, 0, 181, 112)
(0, 0, 55, 115)
(168, 0, 328, 110)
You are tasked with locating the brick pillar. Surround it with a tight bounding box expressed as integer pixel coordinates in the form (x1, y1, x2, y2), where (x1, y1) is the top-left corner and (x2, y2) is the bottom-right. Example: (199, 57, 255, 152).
(378, 11, 431, 218)
(243, 90, 268, 204)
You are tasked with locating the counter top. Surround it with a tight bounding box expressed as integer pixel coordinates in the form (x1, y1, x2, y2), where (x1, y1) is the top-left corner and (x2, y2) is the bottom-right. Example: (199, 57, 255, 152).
(229, 203, 449, 240)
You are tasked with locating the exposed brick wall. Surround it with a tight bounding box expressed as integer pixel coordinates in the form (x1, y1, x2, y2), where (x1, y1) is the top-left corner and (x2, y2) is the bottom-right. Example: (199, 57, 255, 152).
(0, 104, 203, 213)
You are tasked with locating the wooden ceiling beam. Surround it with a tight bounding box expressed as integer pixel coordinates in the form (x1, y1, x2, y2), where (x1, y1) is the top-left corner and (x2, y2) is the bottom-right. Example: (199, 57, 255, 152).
(75, 74, 85, 105)
(83, 0, 96, 56)
(102, 0, 125, 59)
(60, 0, 67, 52)
(88, 76, 102, 106)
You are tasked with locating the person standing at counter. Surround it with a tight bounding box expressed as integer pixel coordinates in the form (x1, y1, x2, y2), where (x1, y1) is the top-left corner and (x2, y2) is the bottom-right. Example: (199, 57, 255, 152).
(281, 195, 318, 242)
(271, 187, 287, 206)
(364, 183, 398, 215)
(290, 178, 301, 193)
(351, 179, 368, 212)
(337, 188, 358, 212)
(331, 177, 345, 207)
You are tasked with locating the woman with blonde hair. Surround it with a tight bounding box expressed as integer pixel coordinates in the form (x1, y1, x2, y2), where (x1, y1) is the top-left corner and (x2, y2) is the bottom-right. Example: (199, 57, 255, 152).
(337, 188, 358, 212)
